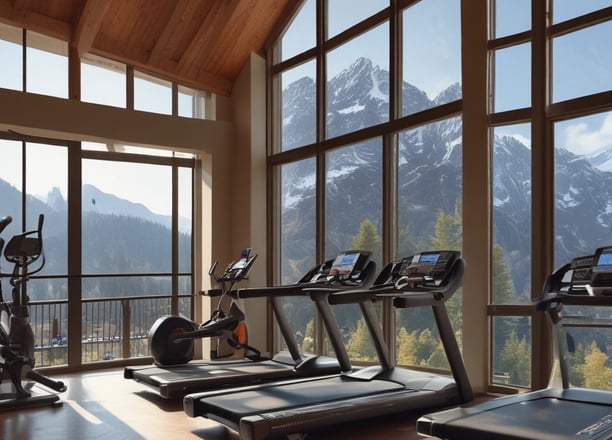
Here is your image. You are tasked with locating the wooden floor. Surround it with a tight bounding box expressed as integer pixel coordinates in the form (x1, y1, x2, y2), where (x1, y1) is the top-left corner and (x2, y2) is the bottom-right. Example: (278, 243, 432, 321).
(0, 368, 477, 439)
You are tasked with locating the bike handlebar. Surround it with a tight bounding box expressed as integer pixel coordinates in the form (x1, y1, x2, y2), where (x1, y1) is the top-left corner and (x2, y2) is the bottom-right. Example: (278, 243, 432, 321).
(0, 215, 12, 234)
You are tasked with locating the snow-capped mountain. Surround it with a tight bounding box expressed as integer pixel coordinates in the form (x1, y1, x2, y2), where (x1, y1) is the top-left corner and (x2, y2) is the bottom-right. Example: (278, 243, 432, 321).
(280, 57, 612, 296)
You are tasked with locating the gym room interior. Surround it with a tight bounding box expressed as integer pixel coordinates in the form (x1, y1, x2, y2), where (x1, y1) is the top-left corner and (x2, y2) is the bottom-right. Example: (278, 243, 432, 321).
(0, 1, 611, 439)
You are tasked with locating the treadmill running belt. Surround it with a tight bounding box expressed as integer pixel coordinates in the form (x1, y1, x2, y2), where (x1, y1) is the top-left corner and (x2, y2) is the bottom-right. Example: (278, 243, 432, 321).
(198, 375, 405, 422)
(437, 398, 612, 440)
(143, 362, 291, 382)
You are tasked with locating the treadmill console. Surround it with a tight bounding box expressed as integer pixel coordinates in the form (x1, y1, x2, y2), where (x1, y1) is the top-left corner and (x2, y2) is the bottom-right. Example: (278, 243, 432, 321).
(565, 254, 594, 294)
(328, 250, 370, 282)
(589, 246, 612, 296)
(218, 248, 258, 282)
(397, 250, 460, 286)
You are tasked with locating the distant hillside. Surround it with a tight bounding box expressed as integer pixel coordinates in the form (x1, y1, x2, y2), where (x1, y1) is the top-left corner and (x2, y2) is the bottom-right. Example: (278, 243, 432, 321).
(0, 180, 191, 300)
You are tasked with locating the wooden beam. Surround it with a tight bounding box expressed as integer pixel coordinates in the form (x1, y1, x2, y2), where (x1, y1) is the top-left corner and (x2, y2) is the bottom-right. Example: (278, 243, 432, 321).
(177, 0, 239, 78)
(147, 0, 193, 66)
(72, 0, 112, 57)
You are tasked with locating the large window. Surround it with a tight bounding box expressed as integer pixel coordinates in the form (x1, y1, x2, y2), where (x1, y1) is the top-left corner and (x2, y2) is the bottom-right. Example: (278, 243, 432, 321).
(273, 0, 612, 392)
(489, 1, 612, 391)
(0, 22, 211, 120)
(272, 0, 463, 369)
(0, 137, 195, 367)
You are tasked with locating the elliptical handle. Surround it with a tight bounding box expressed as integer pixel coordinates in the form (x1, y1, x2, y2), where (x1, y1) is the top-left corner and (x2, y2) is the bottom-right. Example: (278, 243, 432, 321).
(37, 213, 44, 234)
(0, 215, 12, 234)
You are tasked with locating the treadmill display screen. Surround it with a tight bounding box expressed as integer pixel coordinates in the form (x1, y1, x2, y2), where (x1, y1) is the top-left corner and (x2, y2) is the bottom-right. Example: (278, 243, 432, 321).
(397, 251, 459, 282)
(419, 253, 440, 265)
(596, 249, 612, 266)
(330, 252, 361, 280)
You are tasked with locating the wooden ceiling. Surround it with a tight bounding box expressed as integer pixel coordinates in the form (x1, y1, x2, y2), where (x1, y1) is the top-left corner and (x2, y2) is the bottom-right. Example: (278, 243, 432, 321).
(0, 0, 298, 96)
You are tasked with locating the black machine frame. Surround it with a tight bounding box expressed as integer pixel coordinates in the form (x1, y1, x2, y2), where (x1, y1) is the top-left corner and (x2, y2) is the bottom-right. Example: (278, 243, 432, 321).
(184, 250, 473, 439)
(417, 246, 612, 440)
(125, 250, 377, 399)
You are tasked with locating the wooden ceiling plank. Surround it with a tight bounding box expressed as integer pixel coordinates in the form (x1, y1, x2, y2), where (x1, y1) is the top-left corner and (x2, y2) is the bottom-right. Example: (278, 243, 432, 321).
(12, 0, 29, 16)
(91, 46, 233, 96)
(147, 0, 192, 66)
(72, 0, 112, 57)
(177, 0, 239, 78)
(22, 11, 72, 41)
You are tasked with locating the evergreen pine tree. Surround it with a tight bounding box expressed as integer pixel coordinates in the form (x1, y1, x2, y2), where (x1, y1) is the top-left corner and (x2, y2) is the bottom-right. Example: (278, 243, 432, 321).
(396, 327, 418, 365)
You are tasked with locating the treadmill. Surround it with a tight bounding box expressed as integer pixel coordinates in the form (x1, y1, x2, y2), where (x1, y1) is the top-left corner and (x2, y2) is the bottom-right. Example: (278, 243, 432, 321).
(184, 250, 474, 440)
(417, 245, 612, 440)
(124, 250, 376, 399)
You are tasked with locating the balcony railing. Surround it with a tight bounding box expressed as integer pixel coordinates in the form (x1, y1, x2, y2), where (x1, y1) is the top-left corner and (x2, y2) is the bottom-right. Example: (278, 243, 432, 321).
(28, 295, 193, 367)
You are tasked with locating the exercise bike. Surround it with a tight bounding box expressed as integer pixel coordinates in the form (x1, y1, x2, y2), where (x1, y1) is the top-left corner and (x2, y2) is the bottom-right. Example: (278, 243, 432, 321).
(0, 214, 66, 409)
(148, 248, 259, 366)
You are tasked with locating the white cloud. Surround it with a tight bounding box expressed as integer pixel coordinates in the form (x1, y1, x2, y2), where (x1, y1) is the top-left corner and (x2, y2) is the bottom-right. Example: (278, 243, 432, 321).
(563, 112, 612, 155)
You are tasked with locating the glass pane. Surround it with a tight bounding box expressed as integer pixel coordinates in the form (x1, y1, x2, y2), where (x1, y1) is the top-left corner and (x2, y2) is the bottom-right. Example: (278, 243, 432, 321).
(26, 143, 68, 277)
(134, 71, 172, 115)
(26, 31, 68, 98)
(178, 85, 206, 119)
(332, 302, 382, 363)
(494, 0, 531, 38)
(82, 159, 172, 274)
(280, 158, 317, 283)
(552, 21, 612, 103)
(81, 54, 126, 108)
(0, 139, 22, 237)
(278, 0, 316, 61)
(325, 140, 382, 363)
(396, 307, 450, 370)
(397, 117, 463, 258)
(493, 43, 531, 112)
(178, 166, 193, 274)
(561, 306, 612, 391)
(492, 124, 532, 303)
(82, 276, 172, 298)
(492, 316, 532, 387)
(325, 140, 382, 266)
(403, 0, 462, 115)
(326, 23, 389, 138)
(279, 158, 317, 354)
(554, 111, 612, 267)
(397, 117, 463, 335)
(553, 0, 612, 24)
(327, 0, 388, 38)
(0, 23, 23, 91)
(281, 60, 316, 151)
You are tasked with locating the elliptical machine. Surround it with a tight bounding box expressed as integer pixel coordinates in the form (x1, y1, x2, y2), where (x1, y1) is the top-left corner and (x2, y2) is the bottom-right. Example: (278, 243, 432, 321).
(0, 214, 66, 409)
(148, 248, 259, 366)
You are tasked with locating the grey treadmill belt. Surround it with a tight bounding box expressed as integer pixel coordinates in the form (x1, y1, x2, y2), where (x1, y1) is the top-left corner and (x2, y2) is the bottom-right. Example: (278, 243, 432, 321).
(127, 357, 339, 399)
(195, 375, 405, 423)
(418, 388, 612, 440)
